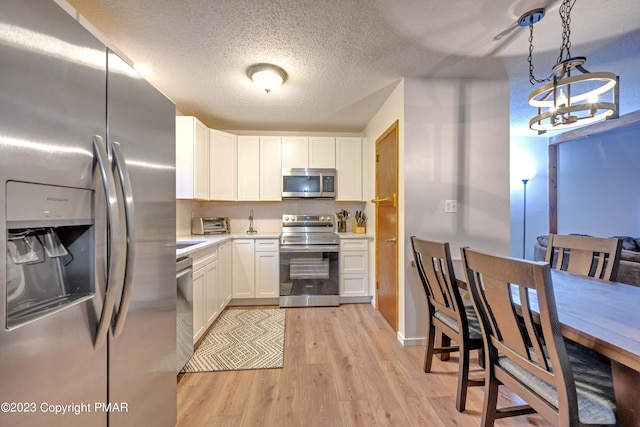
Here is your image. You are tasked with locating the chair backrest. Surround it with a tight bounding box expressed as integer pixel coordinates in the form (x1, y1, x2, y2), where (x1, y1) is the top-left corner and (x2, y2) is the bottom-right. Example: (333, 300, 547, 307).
(410, 236, 464, 323)
(461, 247, 579, 424)
(545, 234, 622, 281)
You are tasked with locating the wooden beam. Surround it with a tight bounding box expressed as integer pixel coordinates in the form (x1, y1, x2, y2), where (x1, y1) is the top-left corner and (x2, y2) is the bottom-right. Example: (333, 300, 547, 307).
(549, 110, 640, 146)
(548, 145, 558, 233)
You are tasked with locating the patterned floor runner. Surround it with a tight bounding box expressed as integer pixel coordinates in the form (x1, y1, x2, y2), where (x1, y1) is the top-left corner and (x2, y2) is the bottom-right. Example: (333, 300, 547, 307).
(181, 309, 285, 372)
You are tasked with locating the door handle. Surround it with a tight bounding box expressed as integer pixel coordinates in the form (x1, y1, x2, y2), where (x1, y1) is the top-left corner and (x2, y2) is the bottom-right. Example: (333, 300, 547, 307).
(93, 135, 124, 349)
(371, 193, 397, 207)
(111, 141, 136, 338)
(386, 237, 397, 244)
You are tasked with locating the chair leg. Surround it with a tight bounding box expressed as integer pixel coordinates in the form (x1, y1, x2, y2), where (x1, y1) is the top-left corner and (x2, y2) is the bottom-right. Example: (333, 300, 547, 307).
(424, 322, 436, 373)
(437, 332, 451, 361)
(480, 372, 500, 427)
(455, 338, 470, 412)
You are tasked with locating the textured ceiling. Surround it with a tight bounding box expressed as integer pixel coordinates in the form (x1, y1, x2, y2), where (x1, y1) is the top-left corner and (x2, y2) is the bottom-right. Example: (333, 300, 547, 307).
(65, 0, 640, 135)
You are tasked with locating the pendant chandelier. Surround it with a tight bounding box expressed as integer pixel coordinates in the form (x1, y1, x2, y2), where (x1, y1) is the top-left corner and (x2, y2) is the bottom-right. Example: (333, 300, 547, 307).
(519, 0, 619, 134)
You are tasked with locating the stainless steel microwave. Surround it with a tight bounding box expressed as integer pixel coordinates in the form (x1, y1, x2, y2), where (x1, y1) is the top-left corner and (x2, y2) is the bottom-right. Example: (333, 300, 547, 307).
(282, 168, 336, 199)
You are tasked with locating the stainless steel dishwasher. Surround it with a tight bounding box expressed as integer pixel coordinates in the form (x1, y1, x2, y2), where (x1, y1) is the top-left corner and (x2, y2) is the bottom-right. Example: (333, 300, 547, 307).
(176, 256, 193, 373)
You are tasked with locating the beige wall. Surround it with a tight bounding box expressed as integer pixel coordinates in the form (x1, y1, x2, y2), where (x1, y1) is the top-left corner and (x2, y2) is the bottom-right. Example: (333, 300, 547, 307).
(363, 77, 511, 345)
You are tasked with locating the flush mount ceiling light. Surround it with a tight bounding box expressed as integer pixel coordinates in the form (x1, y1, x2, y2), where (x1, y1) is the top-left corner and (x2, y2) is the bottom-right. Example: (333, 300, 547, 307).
(520, 1, 619, 134)
(247, 63, 288, 94)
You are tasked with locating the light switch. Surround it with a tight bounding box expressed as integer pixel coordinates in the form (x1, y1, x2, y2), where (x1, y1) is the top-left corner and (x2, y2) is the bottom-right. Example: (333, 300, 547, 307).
(445, 200, 457, 213)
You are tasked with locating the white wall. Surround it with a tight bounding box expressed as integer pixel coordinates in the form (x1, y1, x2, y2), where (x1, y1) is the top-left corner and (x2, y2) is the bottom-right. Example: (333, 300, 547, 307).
(557, 125, 640, 237)
(363, 79, 405, 322)
(509, 136, 548, 259)
(367, 77, 511, 345)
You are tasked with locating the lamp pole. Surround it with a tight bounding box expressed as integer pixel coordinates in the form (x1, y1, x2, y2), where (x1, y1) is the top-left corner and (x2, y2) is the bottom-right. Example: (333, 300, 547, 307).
(522, 178, 529, 259)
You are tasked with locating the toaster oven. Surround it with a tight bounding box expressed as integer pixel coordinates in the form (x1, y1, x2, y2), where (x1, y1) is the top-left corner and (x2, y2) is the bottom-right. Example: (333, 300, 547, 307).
(191, 217, 230, 235)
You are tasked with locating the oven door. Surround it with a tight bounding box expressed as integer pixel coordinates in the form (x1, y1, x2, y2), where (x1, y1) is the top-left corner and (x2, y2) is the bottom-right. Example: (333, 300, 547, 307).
(279, 245, 339, 307)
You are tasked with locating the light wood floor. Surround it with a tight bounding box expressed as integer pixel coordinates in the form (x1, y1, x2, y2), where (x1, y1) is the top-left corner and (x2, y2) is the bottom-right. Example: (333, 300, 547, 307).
(177, 304, 551, 426)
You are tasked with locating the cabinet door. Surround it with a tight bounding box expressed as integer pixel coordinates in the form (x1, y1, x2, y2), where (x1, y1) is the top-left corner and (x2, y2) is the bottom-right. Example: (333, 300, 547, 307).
(176, 116, 209, 199)
(192, 267, 206, 342)
(309, 137, 335, 168)
(336, 137, 363, 201)
(204, 260, 219, 325)
(218, 241, 232, 309)
(259, 136, 282, 201)
(255, 251, 279, 298)
(233, 239, 255, 297)
(209, 129, 237, 200)
(340, 251, 368, 274)
(340, 275, 369, 297)
(281, 136, 308, 168)
(237, 136, 260, 201)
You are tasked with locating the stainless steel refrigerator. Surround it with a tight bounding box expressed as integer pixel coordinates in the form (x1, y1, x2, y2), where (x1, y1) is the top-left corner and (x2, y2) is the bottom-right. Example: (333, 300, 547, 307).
(0, 1, 177, 426)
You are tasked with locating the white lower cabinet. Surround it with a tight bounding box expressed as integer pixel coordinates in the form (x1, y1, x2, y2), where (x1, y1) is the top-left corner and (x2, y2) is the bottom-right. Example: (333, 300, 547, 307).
(233, 238, 279, 299)
(339, 238, 369, 297)
(190, 241, 234, 344)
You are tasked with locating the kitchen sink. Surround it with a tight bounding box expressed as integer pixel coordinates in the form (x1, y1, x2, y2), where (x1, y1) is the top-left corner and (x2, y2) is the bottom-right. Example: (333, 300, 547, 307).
(176, 241, 206, 250)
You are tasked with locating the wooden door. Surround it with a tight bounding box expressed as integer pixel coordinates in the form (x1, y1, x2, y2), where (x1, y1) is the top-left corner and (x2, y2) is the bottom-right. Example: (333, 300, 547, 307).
(373, 121, 399, 330)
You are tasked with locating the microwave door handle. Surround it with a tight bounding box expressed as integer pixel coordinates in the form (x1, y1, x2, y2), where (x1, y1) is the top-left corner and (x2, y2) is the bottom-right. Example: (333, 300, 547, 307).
(93, 135, 125, 349)
(111, 141, 136, 338)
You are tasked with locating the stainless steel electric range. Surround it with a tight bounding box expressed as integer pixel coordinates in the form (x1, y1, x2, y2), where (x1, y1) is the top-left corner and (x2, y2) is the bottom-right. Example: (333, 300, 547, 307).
(279, 214, 340, 307)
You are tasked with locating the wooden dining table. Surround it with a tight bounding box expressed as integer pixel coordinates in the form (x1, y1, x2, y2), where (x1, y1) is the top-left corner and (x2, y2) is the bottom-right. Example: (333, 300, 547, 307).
(451, 260, 640, 427)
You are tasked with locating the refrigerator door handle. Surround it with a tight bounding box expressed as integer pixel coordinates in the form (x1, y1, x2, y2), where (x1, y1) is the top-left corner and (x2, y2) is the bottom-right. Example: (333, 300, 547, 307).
(111, 141, 136, 338)
(93, 135, 125, 349)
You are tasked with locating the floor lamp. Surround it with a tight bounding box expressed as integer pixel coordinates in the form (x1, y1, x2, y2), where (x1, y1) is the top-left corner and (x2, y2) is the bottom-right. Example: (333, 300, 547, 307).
(521, 170, 536, 259)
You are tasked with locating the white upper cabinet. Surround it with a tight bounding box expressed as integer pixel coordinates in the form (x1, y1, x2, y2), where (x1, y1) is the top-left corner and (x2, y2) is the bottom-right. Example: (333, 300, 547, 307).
(281, 136, 308, 168)
(309, 137, 336, 168)
(237, 136, 260, 201)
(176, 116, 209, 199)
(209, 129, 237, 201)
(282, 136, 335, 169)
(335, 137, 363, 201)
(237, 136, 282, 201)
(259, 136, 282, 201)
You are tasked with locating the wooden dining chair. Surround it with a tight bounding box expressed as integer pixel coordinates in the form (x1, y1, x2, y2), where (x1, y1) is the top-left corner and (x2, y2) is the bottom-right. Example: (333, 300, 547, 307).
(460, 247, 617, 427)
(410, 236, 484, 412)
(545, 233, 622, 281)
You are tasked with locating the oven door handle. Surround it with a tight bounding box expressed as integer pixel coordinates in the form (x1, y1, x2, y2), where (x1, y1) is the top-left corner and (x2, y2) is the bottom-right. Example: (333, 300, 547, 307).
(280, 245, 340, 253)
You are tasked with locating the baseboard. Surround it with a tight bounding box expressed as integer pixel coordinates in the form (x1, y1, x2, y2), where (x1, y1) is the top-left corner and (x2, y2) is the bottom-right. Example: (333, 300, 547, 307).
(396, 331, 426, 347)
(339, 296, 372, 304)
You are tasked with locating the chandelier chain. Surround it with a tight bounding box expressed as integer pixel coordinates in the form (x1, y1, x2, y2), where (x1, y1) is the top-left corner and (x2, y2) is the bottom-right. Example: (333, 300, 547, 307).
(527, 21, 553, 85)
(557, 0, 576, 65)
(527, 0, 576, 85)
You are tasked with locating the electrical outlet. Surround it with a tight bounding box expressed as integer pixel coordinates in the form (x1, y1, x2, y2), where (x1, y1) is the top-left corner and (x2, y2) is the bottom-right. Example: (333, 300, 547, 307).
(445, 199, 457, 213)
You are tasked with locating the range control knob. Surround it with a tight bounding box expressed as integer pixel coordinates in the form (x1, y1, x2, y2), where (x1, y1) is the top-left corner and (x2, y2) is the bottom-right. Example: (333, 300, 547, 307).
(284, 216, 289, 221)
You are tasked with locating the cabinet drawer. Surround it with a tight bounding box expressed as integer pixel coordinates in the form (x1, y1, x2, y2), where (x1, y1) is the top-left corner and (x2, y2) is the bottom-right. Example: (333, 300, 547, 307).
(193, 247, 218, 271)
(340, 239, 368, 251)
(341, 252, 368, 274)
(255, 239, 279, 252)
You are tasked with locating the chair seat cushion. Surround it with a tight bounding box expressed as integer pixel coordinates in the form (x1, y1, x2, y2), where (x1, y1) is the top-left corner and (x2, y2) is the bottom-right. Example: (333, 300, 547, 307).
(433, 306, 482, 340)
(498, 345, 616, 425)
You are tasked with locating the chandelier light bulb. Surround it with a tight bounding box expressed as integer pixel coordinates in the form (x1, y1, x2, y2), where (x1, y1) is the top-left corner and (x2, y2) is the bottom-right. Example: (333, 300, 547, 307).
(556, 89, 568, 107)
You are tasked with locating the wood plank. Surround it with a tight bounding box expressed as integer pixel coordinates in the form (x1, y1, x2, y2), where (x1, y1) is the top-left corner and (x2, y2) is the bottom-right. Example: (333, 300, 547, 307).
(548, 110, 640, 146)
(177, 304, 552, 426)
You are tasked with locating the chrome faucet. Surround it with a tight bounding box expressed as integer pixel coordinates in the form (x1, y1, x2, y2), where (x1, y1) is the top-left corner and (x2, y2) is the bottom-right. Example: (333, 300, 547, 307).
(247, 210, 257, 234)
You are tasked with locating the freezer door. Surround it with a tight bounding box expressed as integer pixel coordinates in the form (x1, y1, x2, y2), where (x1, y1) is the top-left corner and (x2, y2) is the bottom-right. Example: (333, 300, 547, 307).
(0, 1, 108, 426)
(106, 51, 177, 427)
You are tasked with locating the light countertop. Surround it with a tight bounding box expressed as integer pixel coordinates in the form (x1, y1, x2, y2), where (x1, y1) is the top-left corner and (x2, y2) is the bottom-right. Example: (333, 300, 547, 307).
(176, 231, 371, 258)
(176, 232, 281, 257)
